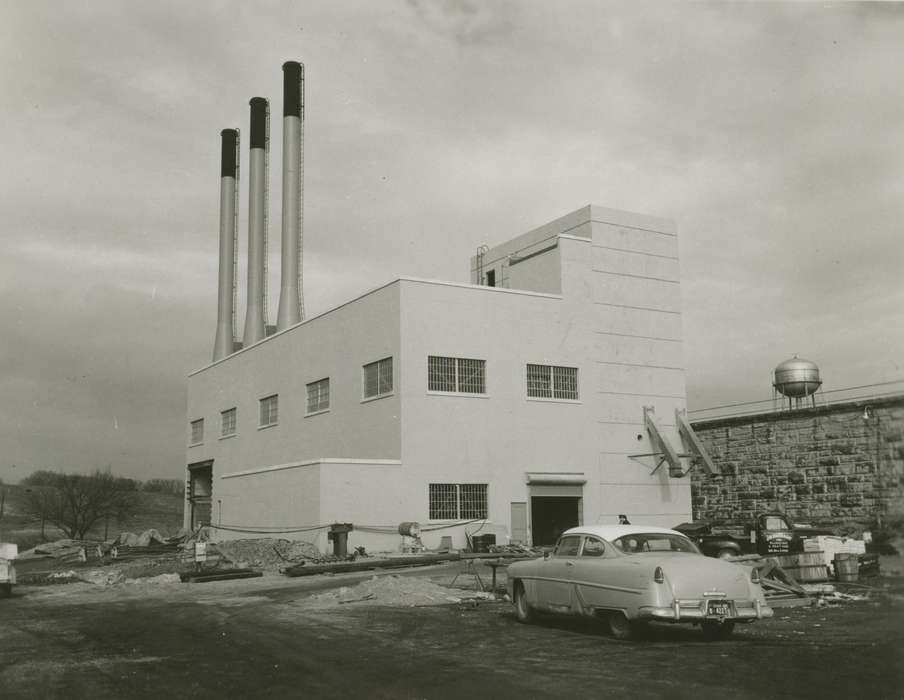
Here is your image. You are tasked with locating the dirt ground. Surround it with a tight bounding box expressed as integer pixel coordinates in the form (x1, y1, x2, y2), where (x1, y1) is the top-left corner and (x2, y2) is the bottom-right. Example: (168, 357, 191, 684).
(1, 560, 902, 699)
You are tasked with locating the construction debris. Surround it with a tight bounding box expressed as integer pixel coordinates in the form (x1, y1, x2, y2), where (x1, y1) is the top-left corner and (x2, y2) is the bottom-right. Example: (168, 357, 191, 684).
(212, 538, 322, 570)
(303, 574, 495, 610)
(18, 540, 88, 563)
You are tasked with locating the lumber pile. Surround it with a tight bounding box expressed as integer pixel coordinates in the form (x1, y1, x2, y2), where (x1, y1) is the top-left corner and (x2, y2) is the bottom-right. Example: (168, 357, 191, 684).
(728, 554, 814, 607)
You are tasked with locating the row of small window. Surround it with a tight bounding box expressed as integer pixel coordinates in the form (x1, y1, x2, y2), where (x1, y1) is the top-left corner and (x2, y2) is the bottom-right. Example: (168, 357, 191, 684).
(189, 357, 577, 444)
(190, 358, 392, 444)
(429, 356, 579, 401)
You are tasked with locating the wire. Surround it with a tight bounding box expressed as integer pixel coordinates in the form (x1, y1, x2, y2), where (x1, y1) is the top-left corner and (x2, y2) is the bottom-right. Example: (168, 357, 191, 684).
(208, 524, 329, 535)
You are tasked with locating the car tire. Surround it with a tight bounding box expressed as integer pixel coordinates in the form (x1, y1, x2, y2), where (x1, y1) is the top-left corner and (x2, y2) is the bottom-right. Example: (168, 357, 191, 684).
(513, 582, 535, 624)
(607, 611, 638, 641)
(701, 620, 735, 641)
(716, 549, 737, 560)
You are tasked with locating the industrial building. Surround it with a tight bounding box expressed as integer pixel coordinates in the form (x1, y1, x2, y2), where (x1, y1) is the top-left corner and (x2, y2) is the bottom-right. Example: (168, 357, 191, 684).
(185, 63, 714, 552)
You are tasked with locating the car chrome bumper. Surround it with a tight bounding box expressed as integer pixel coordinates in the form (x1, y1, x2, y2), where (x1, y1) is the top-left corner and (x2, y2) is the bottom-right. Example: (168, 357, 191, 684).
(637, 598, 774, 622)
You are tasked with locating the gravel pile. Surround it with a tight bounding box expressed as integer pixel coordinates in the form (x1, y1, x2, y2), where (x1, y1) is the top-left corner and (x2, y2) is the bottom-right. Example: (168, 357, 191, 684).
(304, 574, 494, 609)
(213, 538, 321, 569)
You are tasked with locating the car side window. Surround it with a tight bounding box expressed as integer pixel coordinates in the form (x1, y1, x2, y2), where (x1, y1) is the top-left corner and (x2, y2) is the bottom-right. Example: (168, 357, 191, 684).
(581, 537, 605, 557)
(554, 535, 582, 557)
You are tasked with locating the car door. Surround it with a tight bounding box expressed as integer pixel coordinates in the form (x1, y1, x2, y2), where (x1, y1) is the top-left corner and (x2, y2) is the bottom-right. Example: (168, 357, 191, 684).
(536, 535, 582, 611)
(572, 536, 648, 613)
(570, 536, 616, 611)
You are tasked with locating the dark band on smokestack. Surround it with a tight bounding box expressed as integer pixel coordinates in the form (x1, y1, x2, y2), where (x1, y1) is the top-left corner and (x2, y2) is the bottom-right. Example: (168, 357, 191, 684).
(249, 98, 268, 149)
(220, 129, 238, 177)
(283, 61, 302, 117)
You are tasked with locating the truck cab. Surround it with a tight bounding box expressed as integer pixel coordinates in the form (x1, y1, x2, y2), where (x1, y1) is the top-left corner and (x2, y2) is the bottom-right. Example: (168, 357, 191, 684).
(750, 513, 797, 555)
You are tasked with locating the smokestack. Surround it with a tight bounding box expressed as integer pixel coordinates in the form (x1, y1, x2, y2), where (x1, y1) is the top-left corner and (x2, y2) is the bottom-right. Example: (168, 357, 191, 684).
(212, 128, 239, 362)
(276, 60, 304, 330)
(243, 97, 269, 346)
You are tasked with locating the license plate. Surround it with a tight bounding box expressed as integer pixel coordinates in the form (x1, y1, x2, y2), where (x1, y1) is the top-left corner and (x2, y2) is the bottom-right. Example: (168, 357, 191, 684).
(707, 600, 733, 617)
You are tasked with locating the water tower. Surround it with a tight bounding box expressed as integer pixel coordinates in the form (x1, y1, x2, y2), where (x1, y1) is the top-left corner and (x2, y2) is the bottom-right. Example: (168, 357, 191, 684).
(773, 355, 822, 410)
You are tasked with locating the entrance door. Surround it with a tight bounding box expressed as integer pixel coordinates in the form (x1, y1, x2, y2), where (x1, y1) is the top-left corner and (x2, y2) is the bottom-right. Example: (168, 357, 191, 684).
(510, 502, 528, 544)
(530, 496, 580, 546)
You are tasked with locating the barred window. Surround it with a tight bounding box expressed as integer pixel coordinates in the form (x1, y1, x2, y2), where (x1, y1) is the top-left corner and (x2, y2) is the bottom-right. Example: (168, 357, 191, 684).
(306, 378, 330, 414)
(259, 394, 279, 427)
(526, 364, 579, 400)
(429, 483, 488, 520)
(428, 356, 486, 394)
(220, 408, 236, 437)
(429, 483, 459, 520)
(363, 357, 393, 399)
(190, 419, 204, 445)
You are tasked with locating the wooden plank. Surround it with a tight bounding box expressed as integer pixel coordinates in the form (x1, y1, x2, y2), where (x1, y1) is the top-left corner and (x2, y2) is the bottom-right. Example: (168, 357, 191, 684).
(768, 596, 814, 608)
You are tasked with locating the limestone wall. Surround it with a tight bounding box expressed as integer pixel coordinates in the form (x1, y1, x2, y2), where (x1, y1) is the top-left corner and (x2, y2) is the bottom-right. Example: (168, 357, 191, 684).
(690, 396, 904, 527)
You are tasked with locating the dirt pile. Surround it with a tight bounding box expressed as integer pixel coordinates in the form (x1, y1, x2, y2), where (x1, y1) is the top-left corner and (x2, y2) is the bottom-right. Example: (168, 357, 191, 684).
(304, 574, 495, 609)
(213, 538, 321, 570)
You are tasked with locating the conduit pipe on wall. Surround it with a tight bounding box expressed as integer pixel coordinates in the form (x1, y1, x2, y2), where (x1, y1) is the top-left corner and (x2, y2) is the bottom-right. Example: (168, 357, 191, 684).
(276, 60, 304, 330)
(243, 97, 269, 346)
(212, 128, 240, 362)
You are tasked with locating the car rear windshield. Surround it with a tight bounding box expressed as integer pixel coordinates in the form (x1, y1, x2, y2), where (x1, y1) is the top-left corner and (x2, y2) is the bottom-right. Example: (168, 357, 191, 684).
(612, 533, 698, 554)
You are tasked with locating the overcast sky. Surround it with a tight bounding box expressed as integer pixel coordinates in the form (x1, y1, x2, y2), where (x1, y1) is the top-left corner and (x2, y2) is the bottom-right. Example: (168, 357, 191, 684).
(1, 1, 901, 482)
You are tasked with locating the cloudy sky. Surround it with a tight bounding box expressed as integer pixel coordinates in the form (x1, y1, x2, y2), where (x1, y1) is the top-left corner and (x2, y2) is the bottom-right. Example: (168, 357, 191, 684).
(1, 1, 901, 482)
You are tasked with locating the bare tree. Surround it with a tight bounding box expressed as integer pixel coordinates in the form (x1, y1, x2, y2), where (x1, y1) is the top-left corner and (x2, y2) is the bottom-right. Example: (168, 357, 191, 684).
(21, 471, 137, 541)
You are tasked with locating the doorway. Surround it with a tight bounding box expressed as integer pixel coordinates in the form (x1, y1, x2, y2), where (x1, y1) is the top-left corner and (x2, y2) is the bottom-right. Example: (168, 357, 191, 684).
(530, 496, 581, 546)
(187, 461, 213, 529)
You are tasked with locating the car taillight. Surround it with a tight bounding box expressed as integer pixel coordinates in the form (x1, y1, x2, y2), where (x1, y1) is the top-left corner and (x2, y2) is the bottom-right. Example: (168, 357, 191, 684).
(751, 567, 761, 584)
(654, 566, 664, 584)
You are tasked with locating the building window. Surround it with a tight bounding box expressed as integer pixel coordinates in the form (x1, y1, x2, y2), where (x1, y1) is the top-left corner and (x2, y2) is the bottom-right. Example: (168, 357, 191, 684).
(259, 394, 279, 427)
(220, 408, 236, 437)
(429, 483, 488, 520)
(190, 419, 204, 445)
(363, 357, 393, 399)
(428, 356, 486, 394)
(306, 378, 330, 414)
(526, 364, 579, 400)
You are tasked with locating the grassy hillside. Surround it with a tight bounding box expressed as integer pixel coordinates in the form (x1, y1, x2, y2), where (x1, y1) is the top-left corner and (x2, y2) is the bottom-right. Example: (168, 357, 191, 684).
(0, 484, 184, 548)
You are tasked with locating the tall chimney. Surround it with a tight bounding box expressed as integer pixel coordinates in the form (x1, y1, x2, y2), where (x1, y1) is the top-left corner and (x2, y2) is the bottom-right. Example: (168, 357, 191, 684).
(276, 60, 304, 330)
(243, 97, 269, 346)
(212, 128, 239, 362)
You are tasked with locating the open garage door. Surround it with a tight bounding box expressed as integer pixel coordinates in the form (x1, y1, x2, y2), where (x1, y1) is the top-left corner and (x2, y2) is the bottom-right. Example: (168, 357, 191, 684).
(528, 481, 584, 546)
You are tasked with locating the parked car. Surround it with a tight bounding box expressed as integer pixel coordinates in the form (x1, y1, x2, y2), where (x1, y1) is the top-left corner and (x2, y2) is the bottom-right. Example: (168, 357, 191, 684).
(506, 525, 772, 640)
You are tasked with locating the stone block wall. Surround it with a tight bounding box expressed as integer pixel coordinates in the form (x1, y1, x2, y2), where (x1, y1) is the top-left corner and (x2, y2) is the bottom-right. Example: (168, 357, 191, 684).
(690, 395, 904, 527)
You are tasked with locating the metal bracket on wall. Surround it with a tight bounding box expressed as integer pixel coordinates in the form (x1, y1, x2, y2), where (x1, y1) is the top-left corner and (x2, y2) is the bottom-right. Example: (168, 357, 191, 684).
(627, 451, 695, 476)
(628, 407, 720, 477)
(633, 406, 686, 477)
(675, 409, 719, 475)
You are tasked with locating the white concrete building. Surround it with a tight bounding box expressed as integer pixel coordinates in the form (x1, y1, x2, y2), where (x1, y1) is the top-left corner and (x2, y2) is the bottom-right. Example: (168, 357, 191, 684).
(185, 205, 703, 552)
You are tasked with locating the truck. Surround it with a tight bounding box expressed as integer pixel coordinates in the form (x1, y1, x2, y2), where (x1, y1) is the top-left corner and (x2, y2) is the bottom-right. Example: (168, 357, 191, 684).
(674, 512, 835, 559)
(0, 543, 17, 597)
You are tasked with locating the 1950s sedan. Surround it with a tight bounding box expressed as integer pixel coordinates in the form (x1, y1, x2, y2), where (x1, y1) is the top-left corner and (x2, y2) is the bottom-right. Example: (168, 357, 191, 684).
(507, 524, 772, 640)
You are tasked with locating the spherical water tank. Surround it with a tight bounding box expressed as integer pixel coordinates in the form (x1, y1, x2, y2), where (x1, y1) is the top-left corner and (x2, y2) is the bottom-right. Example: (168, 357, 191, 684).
(773, 356, 822, 398)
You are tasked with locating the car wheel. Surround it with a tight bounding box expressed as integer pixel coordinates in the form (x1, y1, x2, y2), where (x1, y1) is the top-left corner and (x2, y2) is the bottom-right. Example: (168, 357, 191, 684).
(513, 582, 535, 624)
(702, 620, 735, 641)
(607, 611, 638, 640)
(716, 549, 737, 560)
